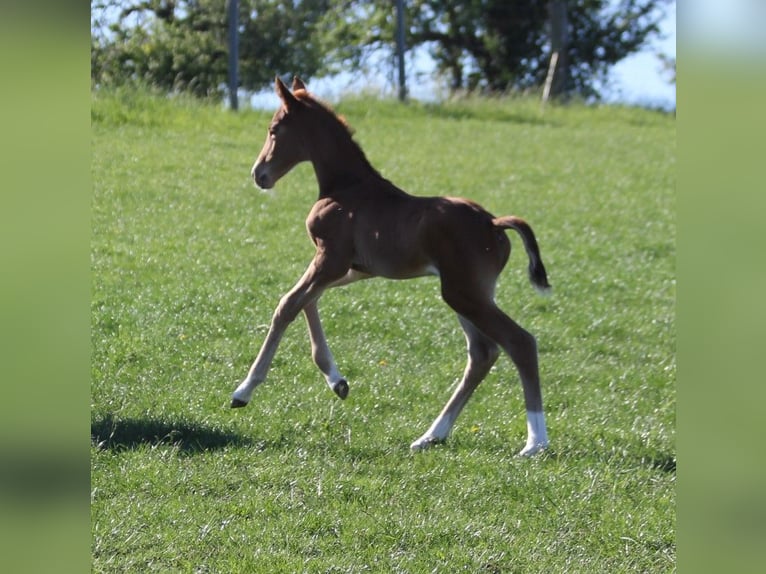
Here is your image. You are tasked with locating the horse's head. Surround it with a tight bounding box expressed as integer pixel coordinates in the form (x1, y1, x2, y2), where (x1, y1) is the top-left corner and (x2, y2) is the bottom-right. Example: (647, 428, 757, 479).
(251, 76, 310, 189)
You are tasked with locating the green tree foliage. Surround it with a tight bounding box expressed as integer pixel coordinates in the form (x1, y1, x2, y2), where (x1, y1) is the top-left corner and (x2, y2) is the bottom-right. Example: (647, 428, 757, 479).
(320, 0, 670, 97)
(91, 0, 330, 97)
(91, 0, 671, 99)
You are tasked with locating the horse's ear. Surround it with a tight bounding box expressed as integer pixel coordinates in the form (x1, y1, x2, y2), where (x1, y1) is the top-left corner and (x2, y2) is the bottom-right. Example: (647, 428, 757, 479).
(292, 76, 306, 92)
(275, 76, 298, 110)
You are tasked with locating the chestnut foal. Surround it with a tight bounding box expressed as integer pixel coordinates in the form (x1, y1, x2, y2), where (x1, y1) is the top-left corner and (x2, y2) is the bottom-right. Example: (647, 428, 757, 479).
(231, 77, 551, 456)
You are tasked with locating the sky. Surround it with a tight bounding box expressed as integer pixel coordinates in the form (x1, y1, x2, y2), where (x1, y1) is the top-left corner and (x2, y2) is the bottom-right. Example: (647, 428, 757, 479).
(602, 3, 676, 108)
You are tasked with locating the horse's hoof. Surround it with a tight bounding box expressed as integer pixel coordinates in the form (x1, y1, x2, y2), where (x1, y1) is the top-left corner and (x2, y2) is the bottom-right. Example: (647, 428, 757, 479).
(518, 441, 548, 457)
(333, 379, 349, 400)
(230, 398, 248, 408)
(410, 435, 442, 451)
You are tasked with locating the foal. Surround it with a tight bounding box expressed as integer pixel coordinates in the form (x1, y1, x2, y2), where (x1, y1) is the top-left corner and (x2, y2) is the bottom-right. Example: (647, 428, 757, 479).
(232, 77, 551, 456)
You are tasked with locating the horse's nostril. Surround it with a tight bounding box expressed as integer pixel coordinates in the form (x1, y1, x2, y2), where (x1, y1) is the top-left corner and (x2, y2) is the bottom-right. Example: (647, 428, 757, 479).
(253, 164, 266, 188)
(254, 169, 271, 189)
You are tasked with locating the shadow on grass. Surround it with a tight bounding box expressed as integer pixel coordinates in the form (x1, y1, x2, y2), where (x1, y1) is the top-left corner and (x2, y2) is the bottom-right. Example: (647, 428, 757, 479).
(91, 413, 254, 453)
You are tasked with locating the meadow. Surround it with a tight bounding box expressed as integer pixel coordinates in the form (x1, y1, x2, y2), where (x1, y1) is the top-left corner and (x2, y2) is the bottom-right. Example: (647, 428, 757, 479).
(91, 88, 675, 572)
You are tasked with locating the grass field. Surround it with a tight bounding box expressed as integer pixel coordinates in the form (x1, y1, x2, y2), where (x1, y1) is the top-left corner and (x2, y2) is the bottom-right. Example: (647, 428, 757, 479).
(91, 88, 675, 572)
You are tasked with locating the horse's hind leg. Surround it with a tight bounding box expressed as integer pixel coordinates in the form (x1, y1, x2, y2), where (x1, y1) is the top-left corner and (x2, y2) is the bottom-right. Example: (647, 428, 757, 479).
(411, 316, 499, 450)
(303, 301, 348, 399)
(440, 287, 549, 456)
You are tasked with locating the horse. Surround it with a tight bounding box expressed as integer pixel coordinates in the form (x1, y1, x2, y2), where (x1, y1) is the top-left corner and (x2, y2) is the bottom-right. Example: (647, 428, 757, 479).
(231, 76, 551, 456)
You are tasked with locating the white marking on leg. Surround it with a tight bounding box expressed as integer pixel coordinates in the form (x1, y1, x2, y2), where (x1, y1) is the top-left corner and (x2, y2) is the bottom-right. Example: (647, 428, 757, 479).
(231, 379, 256, 405)
(519, 410, 549, 456)
(410, 413, 456, 451)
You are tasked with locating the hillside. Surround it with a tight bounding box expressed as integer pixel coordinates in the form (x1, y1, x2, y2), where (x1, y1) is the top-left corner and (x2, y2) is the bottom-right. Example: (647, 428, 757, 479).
(91, 88, 675, 572)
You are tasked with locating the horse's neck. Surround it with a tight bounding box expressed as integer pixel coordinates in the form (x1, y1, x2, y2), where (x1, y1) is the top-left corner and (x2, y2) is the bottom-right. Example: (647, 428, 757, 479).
(309, 125, 377, 198)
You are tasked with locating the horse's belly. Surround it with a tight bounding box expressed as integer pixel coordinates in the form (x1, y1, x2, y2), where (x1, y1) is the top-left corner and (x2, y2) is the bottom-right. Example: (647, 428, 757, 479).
(352, 257, 439, 280)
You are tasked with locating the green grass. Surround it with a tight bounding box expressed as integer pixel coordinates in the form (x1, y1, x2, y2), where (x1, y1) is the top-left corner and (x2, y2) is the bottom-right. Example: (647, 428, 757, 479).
(91, 86, 675, 572)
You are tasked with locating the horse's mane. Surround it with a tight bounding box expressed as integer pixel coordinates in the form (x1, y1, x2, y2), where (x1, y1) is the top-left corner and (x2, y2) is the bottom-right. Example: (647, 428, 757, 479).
(293, 90, 355, 136)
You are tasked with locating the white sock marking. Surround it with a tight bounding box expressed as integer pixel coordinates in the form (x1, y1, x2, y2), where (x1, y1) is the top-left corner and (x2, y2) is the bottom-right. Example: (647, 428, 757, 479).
(519, 410, 549, 456)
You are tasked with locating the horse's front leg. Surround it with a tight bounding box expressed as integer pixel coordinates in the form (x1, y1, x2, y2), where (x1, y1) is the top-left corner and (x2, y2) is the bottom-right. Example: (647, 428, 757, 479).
(303, 269, 371, 400)
(230, 257, 345, 408)
(303, 302, 348, 400)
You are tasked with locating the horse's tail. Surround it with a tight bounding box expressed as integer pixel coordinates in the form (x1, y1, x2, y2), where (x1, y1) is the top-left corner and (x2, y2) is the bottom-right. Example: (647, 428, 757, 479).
(493, 215, 551, 294)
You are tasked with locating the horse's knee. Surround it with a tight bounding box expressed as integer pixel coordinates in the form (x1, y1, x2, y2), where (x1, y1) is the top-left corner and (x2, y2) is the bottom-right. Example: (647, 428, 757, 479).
(272, 295, 301, 328)
(506, 329, 538, 367)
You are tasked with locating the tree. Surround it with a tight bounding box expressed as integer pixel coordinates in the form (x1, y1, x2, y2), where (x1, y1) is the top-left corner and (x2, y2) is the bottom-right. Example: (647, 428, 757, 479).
(91, 0, 330, 97)
(317, 0, 671, 98)
(92, 0, 672, 100)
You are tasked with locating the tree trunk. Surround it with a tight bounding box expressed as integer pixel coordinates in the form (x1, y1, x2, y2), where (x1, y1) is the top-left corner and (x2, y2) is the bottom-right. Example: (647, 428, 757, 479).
(227, 0, 239, 110)
(546, 1, 569, 100)
(395, 0, 407, 101)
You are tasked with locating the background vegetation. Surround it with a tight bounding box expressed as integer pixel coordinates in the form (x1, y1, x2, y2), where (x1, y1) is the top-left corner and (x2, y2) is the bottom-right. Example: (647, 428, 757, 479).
(91, 0, 673, 99)
(91, 87, 675, 571)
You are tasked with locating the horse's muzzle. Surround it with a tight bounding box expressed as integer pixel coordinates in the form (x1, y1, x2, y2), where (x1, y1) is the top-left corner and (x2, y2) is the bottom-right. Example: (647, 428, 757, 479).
(252, 163, 273, 190)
